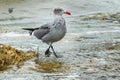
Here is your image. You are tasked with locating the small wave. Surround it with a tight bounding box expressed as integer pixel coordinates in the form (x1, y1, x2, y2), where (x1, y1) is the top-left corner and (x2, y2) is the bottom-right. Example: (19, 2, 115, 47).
(0, 30, 120, 38)
(0, 32, 29, 37)
(62, 30, 120, 42)
(67, 30, 120, 37)
(84, 30, 120, 35)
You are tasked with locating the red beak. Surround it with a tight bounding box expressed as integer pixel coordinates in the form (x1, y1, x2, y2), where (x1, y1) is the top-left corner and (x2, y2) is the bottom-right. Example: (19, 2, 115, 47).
(64, 11, 71, 15)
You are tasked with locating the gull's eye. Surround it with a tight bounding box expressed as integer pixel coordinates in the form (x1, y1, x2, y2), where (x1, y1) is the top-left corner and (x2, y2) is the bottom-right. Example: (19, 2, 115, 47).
(58, 9, 61, 12)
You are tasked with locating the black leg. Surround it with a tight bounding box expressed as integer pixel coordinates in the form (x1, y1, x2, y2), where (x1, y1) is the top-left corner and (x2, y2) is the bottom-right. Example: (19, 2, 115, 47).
(50, 45, 58, 58)
(45, 46, 51, 57)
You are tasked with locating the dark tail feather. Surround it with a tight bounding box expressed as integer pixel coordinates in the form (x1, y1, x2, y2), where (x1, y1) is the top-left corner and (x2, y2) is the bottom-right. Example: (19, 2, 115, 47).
(22, 28, 35, 31)
(22, 28, 39, 36)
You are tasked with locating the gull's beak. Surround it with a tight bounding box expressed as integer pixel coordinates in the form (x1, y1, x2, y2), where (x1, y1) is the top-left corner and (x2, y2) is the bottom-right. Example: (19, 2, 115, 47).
(64, 11, 71, 15)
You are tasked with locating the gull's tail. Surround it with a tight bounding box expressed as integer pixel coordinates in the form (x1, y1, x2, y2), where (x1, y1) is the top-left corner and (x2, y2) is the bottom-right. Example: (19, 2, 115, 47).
(22, 28, 39, 35)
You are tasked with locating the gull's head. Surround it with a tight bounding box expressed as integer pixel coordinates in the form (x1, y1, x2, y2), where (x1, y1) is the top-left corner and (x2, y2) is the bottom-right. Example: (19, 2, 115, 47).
(53, 8, 71, 16)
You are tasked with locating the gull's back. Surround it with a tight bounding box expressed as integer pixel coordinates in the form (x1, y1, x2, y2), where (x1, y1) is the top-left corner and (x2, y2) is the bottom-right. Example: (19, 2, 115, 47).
(41, 16, 66, 44)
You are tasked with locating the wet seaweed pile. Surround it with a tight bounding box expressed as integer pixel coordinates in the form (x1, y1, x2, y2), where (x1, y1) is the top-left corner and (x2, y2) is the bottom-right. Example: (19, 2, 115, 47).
(31, 57, 70, 73)
(0, 44, 37, 71)
(80, 12, 120, 23)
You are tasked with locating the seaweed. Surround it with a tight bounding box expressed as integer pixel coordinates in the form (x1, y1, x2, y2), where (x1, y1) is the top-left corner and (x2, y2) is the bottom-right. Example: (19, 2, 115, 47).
(0, 44, 37, 71)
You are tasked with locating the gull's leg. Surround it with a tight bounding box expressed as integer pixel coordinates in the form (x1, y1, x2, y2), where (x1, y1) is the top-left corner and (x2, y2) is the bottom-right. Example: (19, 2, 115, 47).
(45, 45, 51, 57)
(50, 45, 58, 58)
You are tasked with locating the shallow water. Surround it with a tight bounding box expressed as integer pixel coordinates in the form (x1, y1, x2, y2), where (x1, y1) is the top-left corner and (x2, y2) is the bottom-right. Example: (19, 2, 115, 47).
(0, 0, 120, 80)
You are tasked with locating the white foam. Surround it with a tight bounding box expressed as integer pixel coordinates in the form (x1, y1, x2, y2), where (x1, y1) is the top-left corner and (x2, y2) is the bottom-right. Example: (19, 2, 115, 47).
(0, 32, 29, 37)
(69, 30, 120, 37)
(0, 30, 120, 38)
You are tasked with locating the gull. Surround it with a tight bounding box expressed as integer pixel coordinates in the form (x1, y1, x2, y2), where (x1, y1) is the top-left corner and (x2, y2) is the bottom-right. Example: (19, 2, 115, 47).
(23, 8, 71, 58)
(8, 8, 14, 14)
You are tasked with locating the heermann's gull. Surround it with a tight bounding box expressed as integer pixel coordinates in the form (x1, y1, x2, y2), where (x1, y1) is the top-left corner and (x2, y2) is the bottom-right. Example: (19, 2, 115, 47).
(23, 8, 71, 58)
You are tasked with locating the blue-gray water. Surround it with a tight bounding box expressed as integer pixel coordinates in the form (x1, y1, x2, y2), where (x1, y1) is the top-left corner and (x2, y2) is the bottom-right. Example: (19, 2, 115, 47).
(0, 0, 120, 80)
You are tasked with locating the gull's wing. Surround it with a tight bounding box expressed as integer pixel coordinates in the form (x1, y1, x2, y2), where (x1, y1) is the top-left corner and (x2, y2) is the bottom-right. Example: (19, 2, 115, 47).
(33, 23, 53, 39)
(23, 23, 54, 38)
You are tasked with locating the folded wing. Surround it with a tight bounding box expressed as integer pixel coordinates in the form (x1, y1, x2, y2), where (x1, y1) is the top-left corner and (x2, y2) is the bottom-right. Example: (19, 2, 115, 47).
(22, 23, 51, 39)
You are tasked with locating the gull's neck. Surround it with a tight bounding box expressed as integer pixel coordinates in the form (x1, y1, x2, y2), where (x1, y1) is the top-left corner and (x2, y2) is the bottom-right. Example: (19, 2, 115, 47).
(54, 15, 62, 19)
